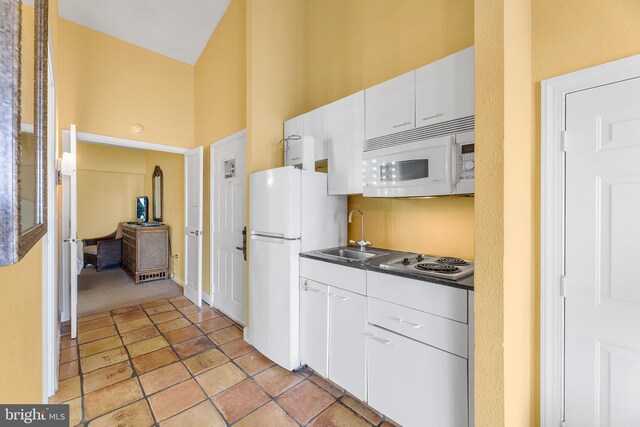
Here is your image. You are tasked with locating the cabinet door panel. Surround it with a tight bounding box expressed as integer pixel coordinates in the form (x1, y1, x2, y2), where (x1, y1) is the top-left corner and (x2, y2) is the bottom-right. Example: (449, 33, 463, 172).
(367, 324, 468, 427)
(327, 91, 365, 195)
(416, 47, 474, 126)
(365, 71, 415, 140)
(284, 115, 304, 167)
(303, 107, 328, 161)
(299, 278, 329, 377)
(329, 288, 367, 401)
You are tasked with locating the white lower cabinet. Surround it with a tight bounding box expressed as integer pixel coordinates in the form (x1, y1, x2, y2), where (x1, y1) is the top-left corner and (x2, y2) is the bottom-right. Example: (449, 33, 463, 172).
(299, 278, 328, 377)
(328, 287, 367, 401)
(367, 324, 469, 427)
(300, 260, 472, 427)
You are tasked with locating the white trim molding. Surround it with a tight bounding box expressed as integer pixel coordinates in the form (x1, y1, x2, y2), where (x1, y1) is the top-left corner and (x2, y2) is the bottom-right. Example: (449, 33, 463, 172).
(541, 53, 640, 427)
(74, 130, 190, 154)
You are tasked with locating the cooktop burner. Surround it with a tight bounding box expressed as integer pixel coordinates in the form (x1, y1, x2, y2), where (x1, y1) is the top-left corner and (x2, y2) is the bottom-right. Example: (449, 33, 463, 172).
(380, 254, 474, 281)
(436, 257, 468, 266)
(416, 263, 461, 273)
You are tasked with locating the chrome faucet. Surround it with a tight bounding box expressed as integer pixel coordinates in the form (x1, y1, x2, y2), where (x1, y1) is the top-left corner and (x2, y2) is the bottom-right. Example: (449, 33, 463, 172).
(348, 208, 371, 251)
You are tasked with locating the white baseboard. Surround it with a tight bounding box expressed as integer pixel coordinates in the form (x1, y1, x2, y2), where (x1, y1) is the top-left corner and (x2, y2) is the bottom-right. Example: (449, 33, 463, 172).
(172, 277, 184, 287)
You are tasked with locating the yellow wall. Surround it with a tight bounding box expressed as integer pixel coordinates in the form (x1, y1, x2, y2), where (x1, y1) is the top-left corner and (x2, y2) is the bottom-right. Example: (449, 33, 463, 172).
(474, 0, 506, 422)
(57, 18, 194, 148)
(75, 143, 185, 282)
(76, 143, 146, 239)
(305, 0, 475, 259)
(0, 241, 43, 402)
(247, 0, 307, 175)
(194, 0, 247, 296)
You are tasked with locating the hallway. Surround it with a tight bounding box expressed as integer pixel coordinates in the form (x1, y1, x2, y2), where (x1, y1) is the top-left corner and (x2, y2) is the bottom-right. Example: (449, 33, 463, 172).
(50, 296, 393, 426)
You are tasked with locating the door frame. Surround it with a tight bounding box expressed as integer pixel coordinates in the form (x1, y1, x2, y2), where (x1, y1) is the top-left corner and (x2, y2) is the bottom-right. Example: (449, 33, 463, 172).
(58, 129, 189, 321)
(209, 129, 246, 321)
(540, 53, 640, 426)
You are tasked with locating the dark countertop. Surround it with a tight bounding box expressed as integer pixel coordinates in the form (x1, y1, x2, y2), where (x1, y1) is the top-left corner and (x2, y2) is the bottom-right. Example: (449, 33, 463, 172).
(300, 246, 474, 291)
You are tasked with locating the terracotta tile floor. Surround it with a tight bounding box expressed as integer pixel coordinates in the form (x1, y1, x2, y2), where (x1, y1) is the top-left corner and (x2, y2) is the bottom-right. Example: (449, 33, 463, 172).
(51, 296, 398, 426)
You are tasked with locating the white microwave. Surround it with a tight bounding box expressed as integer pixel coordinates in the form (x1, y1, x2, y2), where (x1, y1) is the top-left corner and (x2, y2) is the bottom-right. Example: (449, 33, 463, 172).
(362, 131, 474, 197)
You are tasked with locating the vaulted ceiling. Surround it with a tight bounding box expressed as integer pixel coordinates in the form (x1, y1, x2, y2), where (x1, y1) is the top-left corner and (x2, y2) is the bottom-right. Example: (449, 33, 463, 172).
(57, 0, 232, 65)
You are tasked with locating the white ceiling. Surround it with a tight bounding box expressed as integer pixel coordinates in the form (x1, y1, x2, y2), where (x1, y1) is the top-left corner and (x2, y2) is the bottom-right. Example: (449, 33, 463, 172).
(58, 0, 231, 65)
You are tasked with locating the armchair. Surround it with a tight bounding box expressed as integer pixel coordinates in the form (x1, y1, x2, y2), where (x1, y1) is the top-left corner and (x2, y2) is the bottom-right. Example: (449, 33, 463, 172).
(83, 223, 124, 271)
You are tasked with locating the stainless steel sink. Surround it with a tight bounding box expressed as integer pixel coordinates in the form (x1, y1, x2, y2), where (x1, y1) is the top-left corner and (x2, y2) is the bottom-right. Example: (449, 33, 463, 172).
(317, 247, 388, 261)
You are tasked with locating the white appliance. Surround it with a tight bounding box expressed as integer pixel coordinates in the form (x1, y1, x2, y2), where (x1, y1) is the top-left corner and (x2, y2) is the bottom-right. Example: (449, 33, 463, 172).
(362, 130, 474, 197)
(244, 166, 347, 370)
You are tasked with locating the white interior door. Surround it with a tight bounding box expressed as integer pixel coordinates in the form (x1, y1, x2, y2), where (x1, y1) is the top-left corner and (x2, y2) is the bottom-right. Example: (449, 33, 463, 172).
(565, 77, 640, 426)
(211, 131, 246, 324)
(62, 125, 78, 338)
(184, 146, 203, 307)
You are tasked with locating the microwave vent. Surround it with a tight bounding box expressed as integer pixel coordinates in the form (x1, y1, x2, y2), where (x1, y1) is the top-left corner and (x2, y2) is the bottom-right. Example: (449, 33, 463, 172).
(364, 115, 474, 152)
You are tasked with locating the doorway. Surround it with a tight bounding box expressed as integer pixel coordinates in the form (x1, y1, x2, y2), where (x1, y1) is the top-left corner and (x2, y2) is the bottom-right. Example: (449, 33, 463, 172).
(210, 130, 247, 325)
(541, 54, 640, 426)
(60, 127, 204, 338)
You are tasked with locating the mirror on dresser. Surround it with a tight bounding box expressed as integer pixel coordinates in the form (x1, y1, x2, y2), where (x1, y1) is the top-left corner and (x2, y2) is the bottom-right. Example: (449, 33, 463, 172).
(152, 165, 163, 222)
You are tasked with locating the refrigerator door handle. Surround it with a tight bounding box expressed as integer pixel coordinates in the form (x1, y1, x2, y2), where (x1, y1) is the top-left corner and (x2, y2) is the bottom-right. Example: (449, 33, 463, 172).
(250, 230, 285, 239)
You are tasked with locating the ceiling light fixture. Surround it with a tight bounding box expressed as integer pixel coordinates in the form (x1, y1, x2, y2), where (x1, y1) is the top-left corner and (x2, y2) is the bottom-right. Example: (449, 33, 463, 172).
(130, 124, 144, 135)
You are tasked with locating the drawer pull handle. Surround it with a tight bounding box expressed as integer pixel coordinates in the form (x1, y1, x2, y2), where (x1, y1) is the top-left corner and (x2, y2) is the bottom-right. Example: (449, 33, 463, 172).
(331, 293, 349, 301)
(369, 335, 392, 345)
(392, 121, 412, 129)
(394, 317, 422, 328)
(309, 287, 324, 294)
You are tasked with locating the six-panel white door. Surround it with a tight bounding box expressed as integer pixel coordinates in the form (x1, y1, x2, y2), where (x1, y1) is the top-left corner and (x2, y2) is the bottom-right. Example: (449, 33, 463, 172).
(565, 77, 640, 426)
(211, 132, 247, 324)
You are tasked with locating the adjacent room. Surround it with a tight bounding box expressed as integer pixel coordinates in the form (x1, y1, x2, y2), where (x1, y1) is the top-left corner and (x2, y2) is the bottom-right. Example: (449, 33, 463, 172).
(69, 141, 185, 316)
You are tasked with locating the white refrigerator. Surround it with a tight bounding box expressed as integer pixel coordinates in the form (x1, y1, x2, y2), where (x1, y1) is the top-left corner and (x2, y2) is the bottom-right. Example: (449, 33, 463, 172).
(244, 166, 347, 370)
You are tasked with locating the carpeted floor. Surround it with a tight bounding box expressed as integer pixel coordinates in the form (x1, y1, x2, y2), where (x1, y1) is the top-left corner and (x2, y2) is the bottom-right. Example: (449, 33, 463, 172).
(78, 266, 182, 316)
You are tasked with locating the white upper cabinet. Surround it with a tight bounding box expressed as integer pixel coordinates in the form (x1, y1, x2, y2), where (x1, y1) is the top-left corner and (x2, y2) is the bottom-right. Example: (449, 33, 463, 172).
(284, 115, 304, 167)
(327, 91, 365, 195)
(284, 114, 303, 141)
(416, 47, 475, 126)
(365, 71, 416, 140)
(303, 107, 329, 161)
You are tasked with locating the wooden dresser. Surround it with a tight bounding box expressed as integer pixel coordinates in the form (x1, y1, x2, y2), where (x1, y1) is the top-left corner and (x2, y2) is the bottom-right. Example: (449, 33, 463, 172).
(122, 224, 170, 284)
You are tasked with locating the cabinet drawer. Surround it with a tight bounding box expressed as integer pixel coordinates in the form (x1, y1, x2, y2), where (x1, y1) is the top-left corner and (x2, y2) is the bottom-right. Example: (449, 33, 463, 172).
(367, 271, 467, 323)
(368, 297, 468, 358)
(367, 324, 468, 427)
(300, 257, 366, 295)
